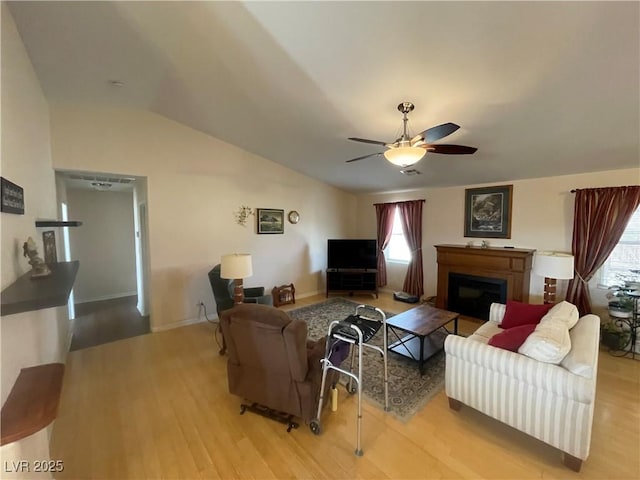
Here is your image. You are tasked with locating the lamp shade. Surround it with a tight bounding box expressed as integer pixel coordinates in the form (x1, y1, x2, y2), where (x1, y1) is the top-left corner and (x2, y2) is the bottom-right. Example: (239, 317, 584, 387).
(533, 251, 574, 279)
(220, 253, 253, 279)
(383, 146, 426, 167)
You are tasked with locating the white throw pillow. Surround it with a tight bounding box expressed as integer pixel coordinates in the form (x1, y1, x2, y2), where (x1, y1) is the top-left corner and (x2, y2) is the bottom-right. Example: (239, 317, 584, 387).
(540, 301, 579, 329)
(518, 316, 571, 364)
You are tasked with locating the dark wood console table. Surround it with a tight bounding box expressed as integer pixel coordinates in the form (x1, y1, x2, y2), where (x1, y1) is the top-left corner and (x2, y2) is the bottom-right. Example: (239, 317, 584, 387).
(326, 269, 378, 298)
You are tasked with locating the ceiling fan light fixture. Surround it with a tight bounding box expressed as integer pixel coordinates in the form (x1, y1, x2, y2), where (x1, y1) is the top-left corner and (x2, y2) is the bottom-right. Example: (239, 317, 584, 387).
(384, 146, 426, 167)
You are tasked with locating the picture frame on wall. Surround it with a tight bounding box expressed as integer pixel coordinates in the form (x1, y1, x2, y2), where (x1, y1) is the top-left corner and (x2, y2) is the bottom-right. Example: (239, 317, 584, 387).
(257, 208, 284, 234)
(464, 184, 513, 239)
(1, 177, 24, 215)
(42, 230, 57, 265)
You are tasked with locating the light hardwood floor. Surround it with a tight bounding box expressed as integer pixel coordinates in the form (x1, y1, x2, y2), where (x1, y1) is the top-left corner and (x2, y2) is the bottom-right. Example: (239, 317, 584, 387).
(51, 293, 640, 479)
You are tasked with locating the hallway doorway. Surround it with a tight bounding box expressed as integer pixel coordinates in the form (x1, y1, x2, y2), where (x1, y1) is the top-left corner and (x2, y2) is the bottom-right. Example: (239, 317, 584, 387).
(56, 171, 151, 350)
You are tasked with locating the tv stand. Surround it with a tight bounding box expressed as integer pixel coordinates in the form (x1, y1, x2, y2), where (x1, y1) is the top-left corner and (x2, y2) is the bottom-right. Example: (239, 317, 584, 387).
(326, 269, 378, 298)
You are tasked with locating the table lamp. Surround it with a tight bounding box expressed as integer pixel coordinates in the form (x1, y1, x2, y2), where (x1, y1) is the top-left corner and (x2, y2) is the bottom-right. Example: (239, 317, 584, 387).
(533, 251, 575, 304)
(220, 253, 253, 304)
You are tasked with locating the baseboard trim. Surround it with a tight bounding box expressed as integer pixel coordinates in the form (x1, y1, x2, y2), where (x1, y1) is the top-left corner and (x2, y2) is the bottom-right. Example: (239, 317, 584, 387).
(296, 290, 322, 300)
(151, 316, 209, 333)
(74, 291, 138, 304)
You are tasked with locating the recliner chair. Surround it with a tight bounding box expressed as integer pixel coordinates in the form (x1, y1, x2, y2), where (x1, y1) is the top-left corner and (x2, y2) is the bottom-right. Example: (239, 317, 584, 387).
(208, 264, 273, 353)
(208, 264, 273, 312)
(219, 303, 338, 431)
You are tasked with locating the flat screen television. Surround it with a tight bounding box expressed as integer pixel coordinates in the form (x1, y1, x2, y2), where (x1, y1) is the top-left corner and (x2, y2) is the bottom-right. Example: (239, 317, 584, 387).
(327, 239, 377, 270)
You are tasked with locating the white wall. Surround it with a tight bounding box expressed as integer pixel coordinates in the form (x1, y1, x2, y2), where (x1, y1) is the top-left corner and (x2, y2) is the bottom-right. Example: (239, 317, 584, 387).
(66, 188, 137, 303)
(49, 105, 357, 330)
(0, 3, 69, 396)
(1, 4, 57, 288)
(356, 168, 640, 319)
(0, 6, 70, 468)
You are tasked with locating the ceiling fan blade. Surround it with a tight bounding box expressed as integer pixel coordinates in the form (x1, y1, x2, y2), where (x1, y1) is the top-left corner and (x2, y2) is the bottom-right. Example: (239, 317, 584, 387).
(346, 152, 383, 163)
(348, 137, 388, 146)
(413, 123, 460, 144)
(426, 144, 478, 155)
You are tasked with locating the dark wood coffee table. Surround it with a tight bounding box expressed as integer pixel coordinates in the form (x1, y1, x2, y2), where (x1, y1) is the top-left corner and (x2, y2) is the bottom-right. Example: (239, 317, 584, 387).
(386, 304, 459, 375)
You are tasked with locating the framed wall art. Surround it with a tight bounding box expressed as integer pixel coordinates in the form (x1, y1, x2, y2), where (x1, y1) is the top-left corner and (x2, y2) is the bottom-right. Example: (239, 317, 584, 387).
(257, 208, 284, 234)
(1, 177, 24, 215)
(464, 184, 513, 239)
(42, 230, 57, 265)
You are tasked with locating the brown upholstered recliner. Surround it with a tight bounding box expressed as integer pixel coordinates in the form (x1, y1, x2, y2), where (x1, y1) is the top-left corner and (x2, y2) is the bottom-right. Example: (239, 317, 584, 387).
(220, 303, 336, 429)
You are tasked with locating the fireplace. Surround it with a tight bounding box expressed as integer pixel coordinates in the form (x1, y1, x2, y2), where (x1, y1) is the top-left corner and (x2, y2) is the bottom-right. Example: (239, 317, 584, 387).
(435, 244, 535, 319)
(448, 273, 507, 320)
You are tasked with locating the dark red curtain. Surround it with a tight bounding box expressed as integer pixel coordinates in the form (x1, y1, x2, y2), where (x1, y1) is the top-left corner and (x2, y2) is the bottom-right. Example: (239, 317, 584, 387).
(566, 186, 640, 316)
(374, 203, 396, 287)
(398, 200, 425, 298)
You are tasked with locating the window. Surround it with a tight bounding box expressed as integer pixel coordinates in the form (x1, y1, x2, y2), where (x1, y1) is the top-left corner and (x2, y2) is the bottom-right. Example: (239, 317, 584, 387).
(600, 207, 640, 287)
(386, 207, 411, 263)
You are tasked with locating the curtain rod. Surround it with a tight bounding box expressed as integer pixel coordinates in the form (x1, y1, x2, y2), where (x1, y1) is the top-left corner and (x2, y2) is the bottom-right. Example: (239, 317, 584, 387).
(570, 186, 640, 193)
(373, 199, 425, 206)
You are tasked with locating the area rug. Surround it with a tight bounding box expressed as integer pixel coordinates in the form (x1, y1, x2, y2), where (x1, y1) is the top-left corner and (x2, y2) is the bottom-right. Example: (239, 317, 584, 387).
(288, 298, 445, 422)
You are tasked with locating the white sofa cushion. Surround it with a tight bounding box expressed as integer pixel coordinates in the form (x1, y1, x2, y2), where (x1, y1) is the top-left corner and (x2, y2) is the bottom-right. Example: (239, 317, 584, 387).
(518, 316, 571, 364)
(541, 301, 579, 329)
(469, 321, 502, 343)
(561, 314, 599, 378)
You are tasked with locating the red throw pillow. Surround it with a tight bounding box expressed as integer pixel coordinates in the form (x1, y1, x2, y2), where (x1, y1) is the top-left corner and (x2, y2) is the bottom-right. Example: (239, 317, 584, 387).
(500, 300, 554, 329)
(489, 323, 537, 352)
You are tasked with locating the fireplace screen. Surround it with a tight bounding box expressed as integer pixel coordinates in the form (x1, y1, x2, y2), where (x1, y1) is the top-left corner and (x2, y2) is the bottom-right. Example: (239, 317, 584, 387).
(448, 273, 507, 320)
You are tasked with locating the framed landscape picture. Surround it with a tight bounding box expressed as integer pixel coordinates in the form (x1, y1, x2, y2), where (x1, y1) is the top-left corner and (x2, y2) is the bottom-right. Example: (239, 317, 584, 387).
(464, 184, 513, 238)
(257, 208, 284, 234)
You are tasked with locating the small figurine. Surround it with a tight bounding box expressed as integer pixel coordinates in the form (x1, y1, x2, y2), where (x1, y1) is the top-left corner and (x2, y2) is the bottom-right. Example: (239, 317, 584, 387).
(481, 240, 490, 249)
(23, 236, 51, 277)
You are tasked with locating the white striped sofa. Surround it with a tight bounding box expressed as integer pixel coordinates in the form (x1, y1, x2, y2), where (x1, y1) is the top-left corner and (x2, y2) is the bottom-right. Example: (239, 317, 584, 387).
(444, 302, 600, 472)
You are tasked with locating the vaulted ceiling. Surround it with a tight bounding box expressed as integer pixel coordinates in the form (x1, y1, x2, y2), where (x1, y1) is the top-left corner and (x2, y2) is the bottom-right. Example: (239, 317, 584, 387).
(8, 1, 639, 193)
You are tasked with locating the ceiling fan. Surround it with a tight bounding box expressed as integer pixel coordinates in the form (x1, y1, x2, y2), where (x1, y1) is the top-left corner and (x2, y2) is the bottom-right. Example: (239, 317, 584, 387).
(346, 102, 477, 167)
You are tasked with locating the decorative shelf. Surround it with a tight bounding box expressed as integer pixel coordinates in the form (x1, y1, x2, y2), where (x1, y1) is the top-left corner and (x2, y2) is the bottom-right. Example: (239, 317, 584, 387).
(1, 261, 79, 317)
(35, 220, 82, 228)
(1, 363, 64, 446)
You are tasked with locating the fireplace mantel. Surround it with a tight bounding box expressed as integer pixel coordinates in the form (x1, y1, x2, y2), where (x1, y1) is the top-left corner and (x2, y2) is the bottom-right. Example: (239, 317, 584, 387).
(435, 244, 535, 311)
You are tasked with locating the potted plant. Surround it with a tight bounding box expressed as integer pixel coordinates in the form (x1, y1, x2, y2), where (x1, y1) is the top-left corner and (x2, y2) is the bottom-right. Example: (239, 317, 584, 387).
(601, 321, 629, 351)
(606, 280, 636, 319)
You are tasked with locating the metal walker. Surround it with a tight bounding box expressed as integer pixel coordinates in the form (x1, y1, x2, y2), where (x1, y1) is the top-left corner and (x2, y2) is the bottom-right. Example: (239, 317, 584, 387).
(309, 304, 389, 456)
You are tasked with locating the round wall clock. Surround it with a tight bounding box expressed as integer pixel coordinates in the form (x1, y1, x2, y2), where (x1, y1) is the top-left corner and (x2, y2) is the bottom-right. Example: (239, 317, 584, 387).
(288, 210, 300, 224)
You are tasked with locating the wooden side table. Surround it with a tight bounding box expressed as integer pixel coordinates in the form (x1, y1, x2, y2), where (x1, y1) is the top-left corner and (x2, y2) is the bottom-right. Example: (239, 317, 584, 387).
(272, 284, 295, 307)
